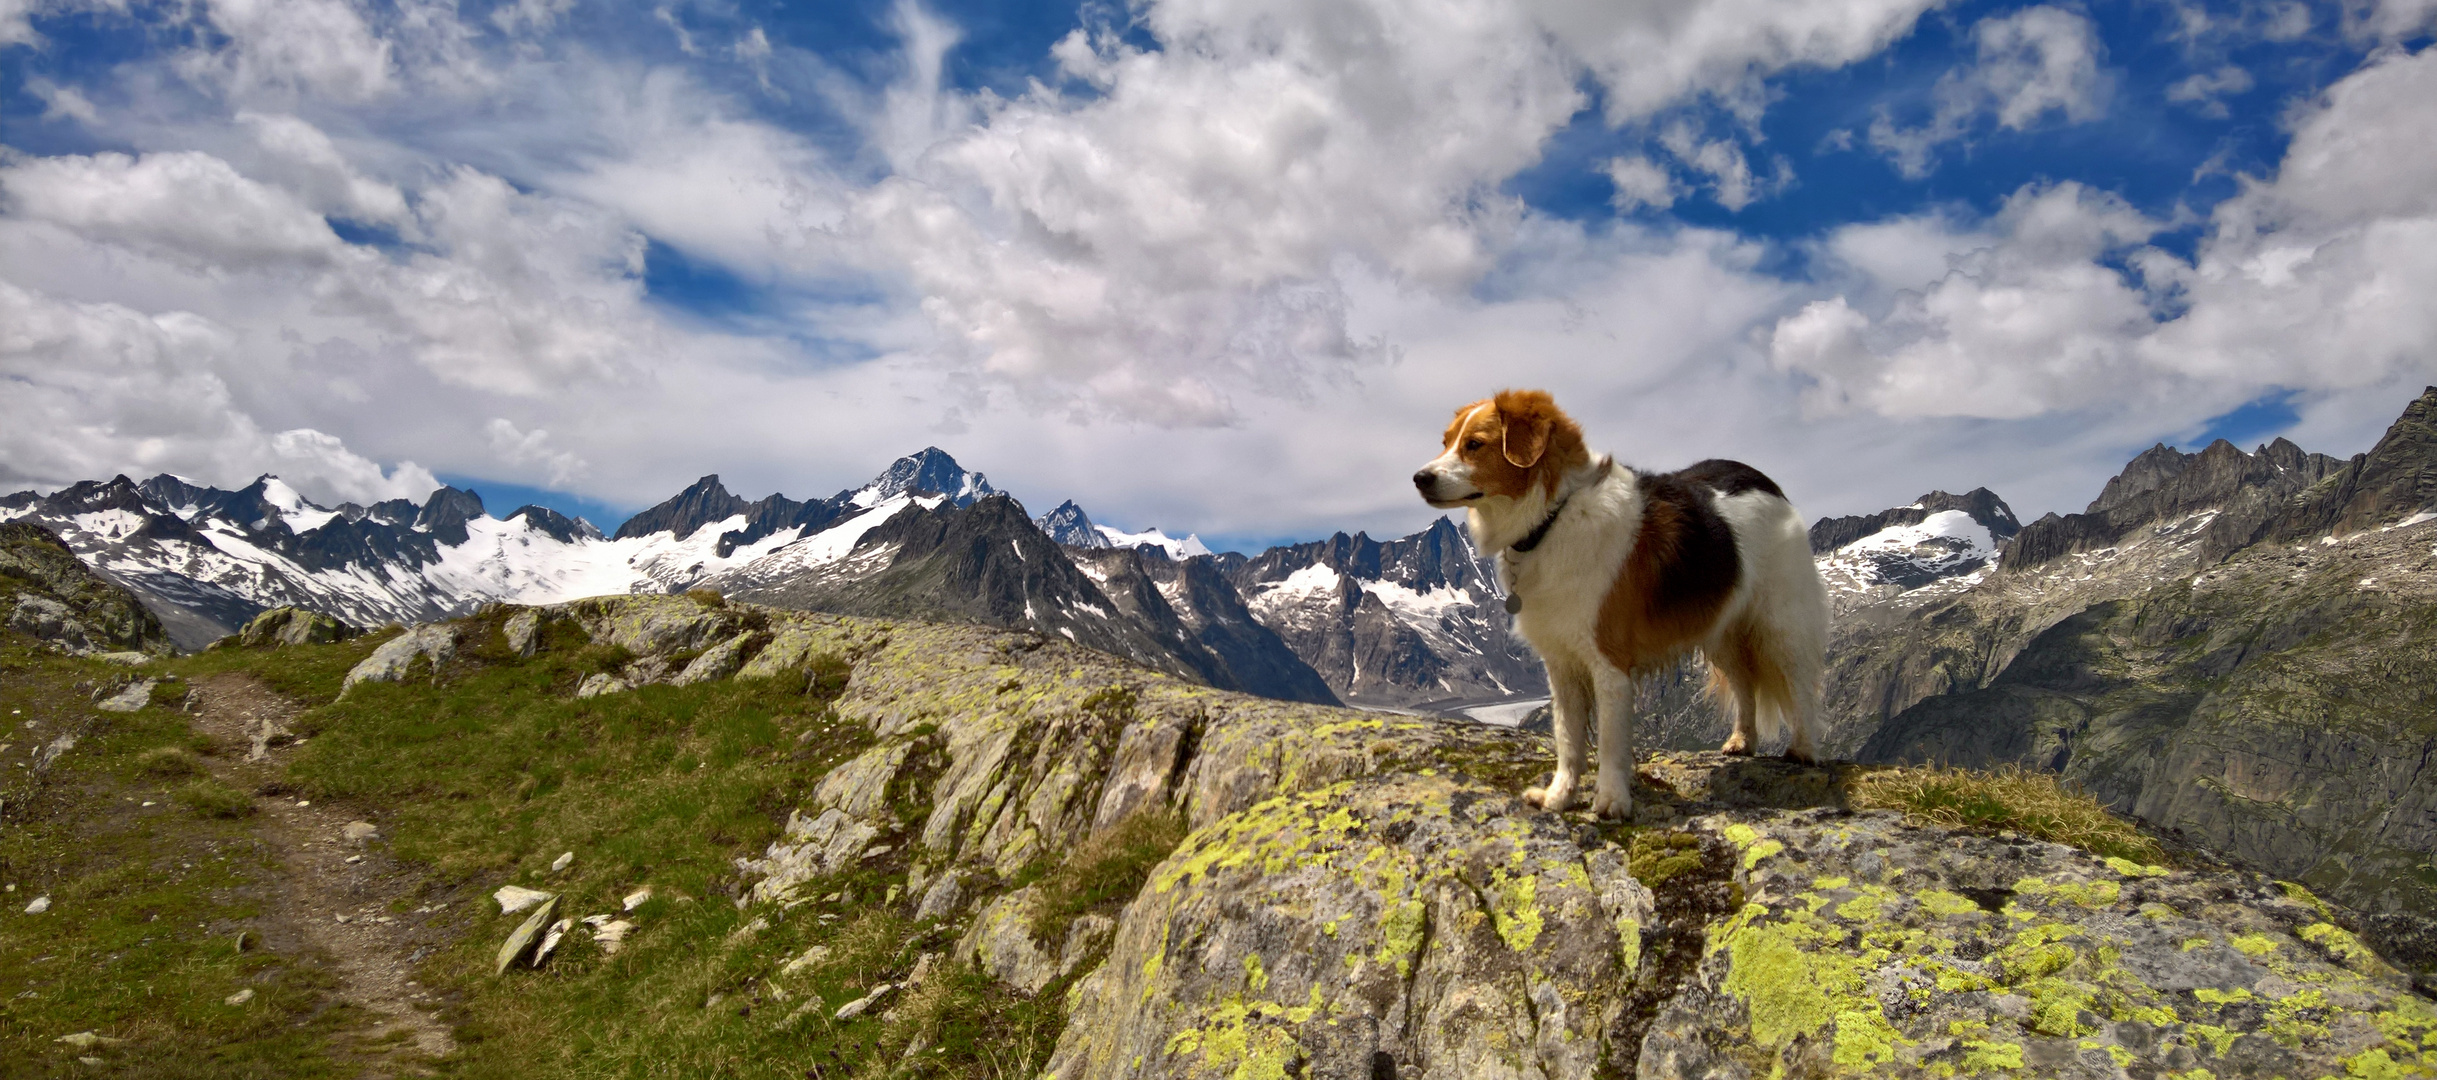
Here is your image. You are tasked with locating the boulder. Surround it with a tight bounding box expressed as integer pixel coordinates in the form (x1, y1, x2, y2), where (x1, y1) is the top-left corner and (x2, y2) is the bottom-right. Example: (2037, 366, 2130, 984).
(575, 672, 630, 699)
(340, 821, 379, 842)
(1049, 773, 1648, 1080)
(501, 609, 543, 657)
(958, 886, 1062, 994)
(341, 623, 460, 695)
(672, 630, 759, 686)
(95, 679, 156, 712)
(735, 807, 882, 906)
(237, 607, 351, 648)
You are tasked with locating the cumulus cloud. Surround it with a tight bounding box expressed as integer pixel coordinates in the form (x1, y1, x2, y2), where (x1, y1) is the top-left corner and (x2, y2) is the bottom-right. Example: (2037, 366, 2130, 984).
(854, 0, 1940, 424)
(1775, 44, 2437, 429)
(0, 151, 348, 272)
(1605, 155, 1679, 212)
(484, 418, 588, 487)
(1869, 6, 2111, 178)
(0, 281, 436, 502)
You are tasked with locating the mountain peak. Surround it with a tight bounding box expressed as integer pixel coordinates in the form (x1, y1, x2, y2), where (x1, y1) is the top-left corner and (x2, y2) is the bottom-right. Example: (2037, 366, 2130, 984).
(1039, 500, 1110, 548)
(846, 448, 1000, 509)
(613, 474, 751, 541)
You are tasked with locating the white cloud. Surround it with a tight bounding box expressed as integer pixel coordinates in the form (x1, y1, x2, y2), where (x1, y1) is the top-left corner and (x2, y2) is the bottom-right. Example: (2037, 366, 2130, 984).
(0, 151, 347, 272)
(1604, 155, 1679, 212)
(1657, 122, 1782, 211)
(1870, 6, 2111, 178)
(484, 418, 588, 487)
(491, 0, 575, 36)
(852, 0, 1940, 425)
(1775, 44, 2437, 431)
(235, 112, 411, 224)
(26, 78, 100, 123)
(2166, 64, 2254, 118)
(181, 0, 397, 103)
(0, 281, 436, 503)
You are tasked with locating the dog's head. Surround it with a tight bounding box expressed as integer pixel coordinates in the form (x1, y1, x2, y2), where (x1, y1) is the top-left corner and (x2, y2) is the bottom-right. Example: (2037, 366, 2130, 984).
(1412, 389, 1587, 509)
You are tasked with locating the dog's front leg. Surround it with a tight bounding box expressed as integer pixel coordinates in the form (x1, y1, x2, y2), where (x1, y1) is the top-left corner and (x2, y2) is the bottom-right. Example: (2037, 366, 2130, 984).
(1589, 664, 1635, 820)
(1525, 662, 1593, 812)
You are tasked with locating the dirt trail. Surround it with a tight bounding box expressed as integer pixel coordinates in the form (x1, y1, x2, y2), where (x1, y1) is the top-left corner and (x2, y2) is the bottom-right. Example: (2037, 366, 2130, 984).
(188, 672, 458, 1077)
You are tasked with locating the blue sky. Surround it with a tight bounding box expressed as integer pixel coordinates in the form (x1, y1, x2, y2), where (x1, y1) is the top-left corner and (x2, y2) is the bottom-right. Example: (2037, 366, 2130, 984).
(2, 0, 2433, 552)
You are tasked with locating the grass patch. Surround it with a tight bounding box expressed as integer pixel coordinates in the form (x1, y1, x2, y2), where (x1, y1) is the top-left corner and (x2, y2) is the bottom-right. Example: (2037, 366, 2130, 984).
(0, 635, 353, 1078)
(173, 777, 256, 818)
(1848, 763, 2168, 865)
(1026, 809, 1189, 944)
(136, 745, 206, 779)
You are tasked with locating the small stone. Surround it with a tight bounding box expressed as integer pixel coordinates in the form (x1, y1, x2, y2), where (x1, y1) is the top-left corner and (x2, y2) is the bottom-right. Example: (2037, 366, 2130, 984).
(224, 988, 255, 1006)
(550, 851, 574, 873)
(95, 679, 156, 712)
(55, 1032, 124, 1049)
(622, 886, 654, 911)
(340, 821, 378, 842)
(334, 914, 350, 924)
(533, 917, 574, 966)
(780, 944, 833, 976)
(295, 800, 309, 808)
(494, 885, 554, 915)
(24, 895, 50, 914)
(494, 894, 560, 975)
(233, 931, 252, 952)
(344, 856, 363, 864)
(140, 801, 154, 807)
(834, 983, 895, 1020)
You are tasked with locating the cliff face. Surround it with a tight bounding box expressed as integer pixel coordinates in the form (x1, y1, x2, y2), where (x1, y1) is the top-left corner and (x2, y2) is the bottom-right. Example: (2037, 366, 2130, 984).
(455, 595, 2434, 1077)
(1808, 389, 2437, 932)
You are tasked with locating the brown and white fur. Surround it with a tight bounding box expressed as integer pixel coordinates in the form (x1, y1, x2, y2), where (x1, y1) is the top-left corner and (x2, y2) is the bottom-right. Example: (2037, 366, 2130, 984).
(1412, 389, 1830, 819)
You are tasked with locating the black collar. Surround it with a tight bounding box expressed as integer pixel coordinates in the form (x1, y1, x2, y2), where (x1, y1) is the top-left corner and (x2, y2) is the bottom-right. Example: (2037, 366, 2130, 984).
(1509, 495, 1570, 554)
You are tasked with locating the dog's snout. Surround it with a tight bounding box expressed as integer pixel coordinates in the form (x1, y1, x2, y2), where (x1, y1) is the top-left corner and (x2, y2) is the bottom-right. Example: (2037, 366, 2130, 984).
(1411, 469, 1434, 490)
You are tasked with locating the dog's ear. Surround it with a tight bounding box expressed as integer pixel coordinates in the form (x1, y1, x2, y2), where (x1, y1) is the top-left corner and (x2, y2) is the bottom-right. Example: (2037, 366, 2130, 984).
(1496, 389, 1556, 468)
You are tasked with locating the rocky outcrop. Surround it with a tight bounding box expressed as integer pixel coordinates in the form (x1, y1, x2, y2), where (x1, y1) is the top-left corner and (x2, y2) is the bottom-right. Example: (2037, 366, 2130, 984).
(0, 521, 172, 655)
(341, 623, 462, 695)
(235, 606, 354, 648)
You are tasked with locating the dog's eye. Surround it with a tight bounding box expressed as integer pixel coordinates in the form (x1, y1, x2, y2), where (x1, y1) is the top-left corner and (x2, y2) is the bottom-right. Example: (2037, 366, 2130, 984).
(1464, 438, 1485, 451)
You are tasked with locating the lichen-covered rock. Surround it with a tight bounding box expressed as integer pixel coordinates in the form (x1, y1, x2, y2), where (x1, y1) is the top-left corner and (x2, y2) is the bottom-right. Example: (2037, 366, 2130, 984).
(501, 609, 543, 657)
(1037, 751, 2437, 1078)
(575, 672, 629, 699)
(1642, 810, 2437, 1079)
(558, 595, 745, 657)
(0, 521, 172, 655)
(1049, 773, 1652, 1080)
(341, 623, 460, 695)
(812, 742, 912, 821)
(959, 886, 1064, 994)
(737, 807, 884, 906)
(671, 630, 758, 686)
(236, 606, 351, 648)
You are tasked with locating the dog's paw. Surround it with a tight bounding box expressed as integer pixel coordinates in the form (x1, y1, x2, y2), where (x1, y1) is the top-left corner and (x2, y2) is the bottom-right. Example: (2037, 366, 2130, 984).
(1589, 787, 1631, 820)
(1782, 746, 1820, 765)
(1523, 785, 1547, 808)
(1719, 733, 1754, 755)
(1529, 777, 1578, 812)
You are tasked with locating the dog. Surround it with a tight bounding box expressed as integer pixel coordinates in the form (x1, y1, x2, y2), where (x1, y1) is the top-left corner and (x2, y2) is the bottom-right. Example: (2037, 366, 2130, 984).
(1412, 389, 1829, 819)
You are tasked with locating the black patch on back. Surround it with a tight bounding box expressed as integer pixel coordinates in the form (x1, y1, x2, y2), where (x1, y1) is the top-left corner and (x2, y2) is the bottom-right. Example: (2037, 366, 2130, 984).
(1635, 471, 1741, 618)
(1670, 459, 1785, 500)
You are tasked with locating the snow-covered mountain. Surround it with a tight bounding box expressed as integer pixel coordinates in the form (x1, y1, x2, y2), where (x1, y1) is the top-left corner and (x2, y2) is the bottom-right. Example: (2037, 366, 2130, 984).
(1035, 501, 1109, 548)
(0, 449, 1007, 651)
(1094, 523, 1212, 559)
(1806, 488, 2022, 612)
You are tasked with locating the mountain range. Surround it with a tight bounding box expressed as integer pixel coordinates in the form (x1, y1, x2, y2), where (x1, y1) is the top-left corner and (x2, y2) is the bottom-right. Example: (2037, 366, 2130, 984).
(8, 389, 2436, 936)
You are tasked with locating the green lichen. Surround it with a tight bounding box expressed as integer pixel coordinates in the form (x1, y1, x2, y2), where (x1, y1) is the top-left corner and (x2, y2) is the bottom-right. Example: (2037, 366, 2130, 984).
(1488, 869, 1543, 952)
(1376, 900, 1427, 976)
(2228, 932, 2280, 957)
(1960, 1039, 2025, 1070)
(1916, 890, 1983, 918)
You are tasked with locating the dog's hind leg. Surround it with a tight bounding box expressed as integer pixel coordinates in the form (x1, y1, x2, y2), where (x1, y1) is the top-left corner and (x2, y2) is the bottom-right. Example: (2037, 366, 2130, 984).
(1588, 663, 1635, 820)
(1525, 661, 1593, 812)
(1712, 631, 1763, 756)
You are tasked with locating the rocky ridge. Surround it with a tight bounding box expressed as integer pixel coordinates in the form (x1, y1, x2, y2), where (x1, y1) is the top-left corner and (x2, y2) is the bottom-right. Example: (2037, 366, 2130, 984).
(359, 594, 2436, 1077)
(0, 521, 172, 657)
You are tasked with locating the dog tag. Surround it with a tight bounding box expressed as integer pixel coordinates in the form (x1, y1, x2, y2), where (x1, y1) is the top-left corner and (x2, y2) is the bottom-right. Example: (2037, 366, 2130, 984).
(1504, 593, 1522, 615)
